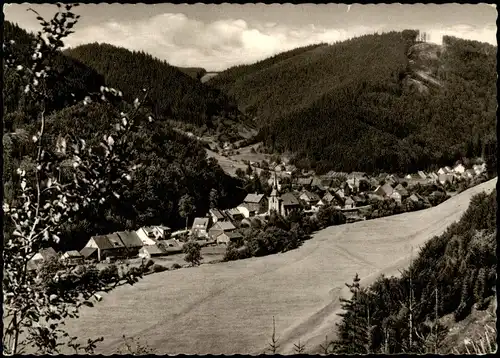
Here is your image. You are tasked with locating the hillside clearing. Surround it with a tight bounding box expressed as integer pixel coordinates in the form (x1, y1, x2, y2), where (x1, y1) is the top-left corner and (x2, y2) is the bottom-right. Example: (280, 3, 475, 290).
(61, 178, 497, 355)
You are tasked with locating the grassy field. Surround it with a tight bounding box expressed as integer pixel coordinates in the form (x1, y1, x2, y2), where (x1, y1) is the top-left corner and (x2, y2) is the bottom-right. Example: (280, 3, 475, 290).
(61, 178, 497, 355)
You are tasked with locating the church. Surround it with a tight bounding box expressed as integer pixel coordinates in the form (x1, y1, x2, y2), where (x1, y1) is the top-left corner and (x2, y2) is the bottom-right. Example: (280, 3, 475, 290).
(268, 173, 301, 217)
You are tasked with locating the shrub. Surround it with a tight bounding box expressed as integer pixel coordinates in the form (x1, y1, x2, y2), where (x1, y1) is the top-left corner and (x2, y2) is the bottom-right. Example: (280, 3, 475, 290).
(171, 263, 182, 270)
(151, 264, 167, 273)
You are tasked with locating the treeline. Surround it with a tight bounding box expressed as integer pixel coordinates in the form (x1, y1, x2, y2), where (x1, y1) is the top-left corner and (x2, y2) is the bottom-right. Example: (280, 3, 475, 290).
(64, 43, 248, 130)
(331, 188, 497, 354)
(212, 30, 496, 174)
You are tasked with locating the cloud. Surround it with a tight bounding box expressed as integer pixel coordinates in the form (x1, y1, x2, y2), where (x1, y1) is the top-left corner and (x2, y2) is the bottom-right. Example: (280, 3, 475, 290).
(425, 23, 497, 46)
(62, 13, 497, 71)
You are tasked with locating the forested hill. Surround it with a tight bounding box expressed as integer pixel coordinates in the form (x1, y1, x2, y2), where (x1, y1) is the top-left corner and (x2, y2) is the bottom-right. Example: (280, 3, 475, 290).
(3, 21, 107, 131)
(64, 43, 251, 131)
(210, 30, 497, 174)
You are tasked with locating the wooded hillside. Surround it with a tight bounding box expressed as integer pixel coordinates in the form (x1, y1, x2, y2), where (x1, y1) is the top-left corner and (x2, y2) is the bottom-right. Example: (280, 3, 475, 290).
(64, 43, 248, 130)
(211, 31, 497, 174)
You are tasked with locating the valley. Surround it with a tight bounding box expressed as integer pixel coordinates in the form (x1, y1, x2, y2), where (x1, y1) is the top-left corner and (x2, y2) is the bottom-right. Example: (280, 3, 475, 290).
(61, 178, 496, 355)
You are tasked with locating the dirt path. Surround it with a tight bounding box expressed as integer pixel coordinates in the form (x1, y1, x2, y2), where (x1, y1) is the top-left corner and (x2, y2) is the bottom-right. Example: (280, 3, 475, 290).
(62, 178, 496, 355)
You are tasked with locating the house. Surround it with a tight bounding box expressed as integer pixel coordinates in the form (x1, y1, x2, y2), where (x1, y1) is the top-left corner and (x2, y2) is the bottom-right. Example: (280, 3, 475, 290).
(437, 167, 449, 175)
(464, 169, 475, 179)
(31, 247, 58, 263)
(191, 217, 211, 238)
(160, 238, 184, 254)
(237, 204, 257, 218)
(390, 191, 402, 203)
(322, 191, 341, 207)
(394, 183, 409, 198)
(80, 247, 98, 261)
(299, 190, 321, 207)
(438, 174, 454, 185)
(297, 177, 313, 188)
(83, 234, 126, 262)
(136, 226, 170, 246)
(444, 166, 453, 173)
(417, 171, 427, 180)
(216, 231, 244, 245)
(367, 193, 385, 202)
(453, 163, 465, 174)
(209, 208, 229, 224)
(429, 172, 439, 180)
(209, 221, 237, 239)
(344, 197, 355, 209)
(374, 183, 394, 198)
(116, 231, 143, 257)
(405, 174, 413, 180)
(224, 208, 245, 222)
(138, 245, 167, 259)
(60, 250, 84, 265)
(280, 192, 301, 216)
(28, 247, 59, 270)
(320, 178, 333, 188)
(473, 164, 486, 175)
(240, 193, 267, 215)
(334, 188, 345, 198)
(385, 175, 398, 186)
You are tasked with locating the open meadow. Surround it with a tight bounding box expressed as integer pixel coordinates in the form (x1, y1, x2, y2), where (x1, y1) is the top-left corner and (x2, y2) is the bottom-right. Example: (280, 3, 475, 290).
(62, 178, 497, 355)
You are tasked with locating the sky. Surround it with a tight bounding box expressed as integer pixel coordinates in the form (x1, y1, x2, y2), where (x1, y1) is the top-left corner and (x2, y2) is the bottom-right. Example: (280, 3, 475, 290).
(4, 3, 498, 71)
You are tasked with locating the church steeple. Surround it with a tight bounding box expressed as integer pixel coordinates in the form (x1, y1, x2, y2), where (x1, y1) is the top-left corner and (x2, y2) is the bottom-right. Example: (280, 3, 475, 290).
(268, 171, 281, 214)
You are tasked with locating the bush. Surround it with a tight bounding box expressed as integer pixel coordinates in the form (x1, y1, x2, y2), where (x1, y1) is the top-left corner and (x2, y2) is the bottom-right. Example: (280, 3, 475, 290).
(171, 263, 182, 270)
(151, 264, 167, 273)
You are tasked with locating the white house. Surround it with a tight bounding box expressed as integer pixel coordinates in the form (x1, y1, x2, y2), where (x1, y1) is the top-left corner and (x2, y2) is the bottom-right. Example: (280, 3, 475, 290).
(237, 205, 256, 218)
(136, 226, 170, 246)
(453, 164, 465, 174)
(390, 191, 402, 203)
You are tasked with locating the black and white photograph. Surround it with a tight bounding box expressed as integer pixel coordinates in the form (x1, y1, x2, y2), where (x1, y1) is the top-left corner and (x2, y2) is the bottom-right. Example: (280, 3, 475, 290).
(2, 2, 497, 355)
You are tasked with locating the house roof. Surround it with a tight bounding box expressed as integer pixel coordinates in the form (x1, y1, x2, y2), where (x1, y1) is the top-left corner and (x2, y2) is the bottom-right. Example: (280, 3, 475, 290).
(192, 217, 210, 229)
(394, 184, 409, 196)
(300, 190, 320, 202)
(345, 197, 354, 203)
(226, 208, 243, 217)
(62, 250, 83, 258)
(90, 235, 116, 250)
(238, 203, 259, 213)
(80, 247, 97, 258)
(281, 192, 300, 206)
(352, 195, 364, 202)
(39, 247, 58, 260)
(140, 245, 166, 255)
(323, 192, 335, 202)
(214, 221, 236, 231)
(297, 177, 313, 185)
(349, 172, 366, 179)
(243, 193, 265, 203)
(116, 231, 143, 248)
(226, 232, 244, 240)
(209, 208, 225, 220)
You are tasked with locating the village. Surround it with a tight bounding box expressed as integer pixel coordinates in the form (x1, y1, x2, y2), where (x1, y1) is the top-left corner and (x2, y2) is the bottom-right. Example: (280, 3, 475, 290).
(28, 159, 488, 271)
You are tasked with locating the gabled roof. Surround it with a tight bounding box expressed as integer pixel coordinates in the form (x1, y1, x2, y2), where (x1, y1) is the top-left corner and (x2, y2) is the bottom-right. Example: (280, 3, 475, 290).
(90, 235, 116, 250)
(238, 203, 259, 213)
(374, 183, 393, 197)
(226, 208, 243, 217)
(352, 195, 364, 203)
(345, 197, 354, 204)
(80, 247, 97, 258)
(226, 232, 244, 240)
(116, 231, 143, 248)
(192, 217, 210, 229)
(38, 247, 58, 260)
(297, 177, 313, 185)
(213, 221, 236, 231)
(281, 192, 300, 206)
(394, 183, 409, 196)
(140, 245, 166, 255)
(106, 233, 125, 248)
(209, 208, 227, 220)
(62, 250, 83, 258)
(243, 193, 265, 203)
(300, 190, 320, 202)
(349, 172, 366, 179)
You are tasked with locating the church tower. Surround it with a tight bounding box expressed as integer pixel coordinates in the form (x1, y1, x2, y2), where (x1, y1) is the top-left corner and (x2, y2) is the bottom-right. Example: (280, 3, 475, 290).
(268, 172, 281, 215)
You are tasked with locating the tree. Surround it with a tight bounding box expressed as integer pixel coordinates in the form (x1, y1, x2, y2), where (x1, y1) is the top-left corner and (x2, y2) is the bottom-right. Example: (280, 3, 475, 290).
(183, 240, 203, 266)
(2, 4, 150, 355)
(209, 188, 219, 209)
(235, 167, 245, 178)
(178, 194, 195, 230)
